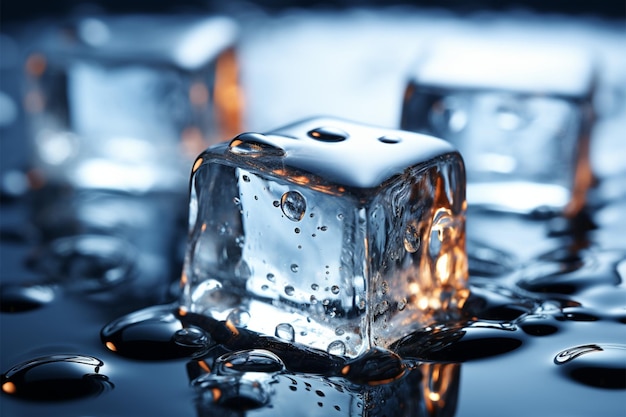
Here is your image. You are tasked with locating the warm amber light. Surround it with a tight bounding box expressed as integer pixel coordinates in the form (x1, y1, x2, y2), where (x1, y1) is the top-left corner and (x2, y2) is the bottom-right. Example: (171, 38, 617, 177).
(211, 387, 222, 403)
(192, 157, 204, 174)
(105, 341, 117, 352)
(2, 381, 16, 395)
(225, 320, 239, 336)
(214, 47, 244, 140)
(178, 306, 188, 316)
(198, 360, 211, 373)
(25, 53, 47, 77)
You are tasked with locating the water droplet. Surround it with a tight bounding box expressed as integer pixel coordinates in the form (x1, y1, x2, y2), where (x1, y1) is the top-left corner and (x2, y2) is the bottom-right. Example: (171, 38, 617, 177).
(378, 135, 402, 144)
(272, 200, 280, 207)
(280, 191, 306, 222)
(275, 323, 295, 342)
(554, 344, 626, 389)
(290, 264, 299, 273)
(284, 285, 295, 296)
(319, 226, 328, 231)
(307, 126, 349, 142)
(229, 133, 285, 156)
(173, 327, 211, 351)
(0, 284, 55, 313)
(331, 285, 340, 295)
(403, 222, 421, 253)
(266, 273, 275, 282)
(217, 349, 285, 374)
(398, 298, 407, 311)
(294, 227, 301, 234)
(327, 340, 346, 356)
(1, 354, 113, 401)
(233, 196, 241, 205)
(101, 304, 204, 360)
(242, 175, 250, 182)
(226, 308, 251, 327)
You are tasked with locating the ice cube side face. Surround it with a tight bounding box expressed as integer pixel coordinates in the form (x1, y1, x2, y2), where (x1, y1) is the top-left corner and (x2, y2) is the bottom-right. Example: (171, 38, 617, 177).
(23, 16, 241, 192)
(400, 39, 595, 216)
(180, 118, 469, 357)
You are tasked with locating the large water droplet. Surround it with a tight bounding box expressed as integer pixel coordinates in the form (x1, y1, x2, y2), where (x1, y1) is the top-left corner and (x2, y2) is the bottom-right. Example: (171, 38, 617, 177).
(216, 349, 285, 374)
(307, 126, 348, 142)
(101, 304, 207, 360)
(327, 340, 346, 356)
(226, 308, 251, 328)
(1, 354, 113, 401)
(280, 191, 306, 222)
(554, 344, 626, 389)
(228, 133, 285, 157)
(275, 323, 295, 342)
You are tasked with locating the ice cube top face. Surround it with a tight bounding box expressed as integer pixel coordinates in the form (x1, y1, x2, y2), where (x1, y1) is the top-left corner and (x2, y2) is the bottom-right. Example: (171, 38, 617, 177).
(400, 38, 596, 216)
(181, 117, 469, 358)
(23, 16, 241, 192)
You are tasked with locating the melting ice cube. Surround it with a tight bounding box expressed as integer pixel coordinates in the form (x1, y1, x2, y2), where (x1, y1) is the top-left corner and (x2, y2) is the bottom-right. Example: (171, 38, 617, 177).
(180, 117, 469, 357)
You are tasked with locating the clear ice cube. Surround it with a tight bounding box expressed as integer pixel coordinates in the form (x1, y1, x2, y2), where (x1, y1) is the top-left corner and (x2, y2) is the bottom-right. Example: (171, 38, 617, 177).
(400, 36, 596, 216)
(180, 117, 469, 357)
(23, 15, 242, 192)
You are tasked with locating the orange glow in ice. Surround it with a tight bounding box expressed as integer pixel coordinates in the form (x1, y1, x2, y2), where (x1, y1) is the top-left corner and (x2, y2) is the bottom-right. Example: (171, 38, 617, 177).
(25, 53, 47, 77)
(105, 342, 117, 352)
(2, 381, 16, 395)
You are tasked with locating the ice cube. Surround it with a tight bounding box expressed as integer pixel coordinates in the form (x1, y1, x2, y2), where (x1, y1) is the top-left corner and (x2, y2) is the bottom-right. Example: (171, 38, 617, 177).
(400, 36, 596, 217)
(23, 15, 242, 192)
(180, 117, 469, 357)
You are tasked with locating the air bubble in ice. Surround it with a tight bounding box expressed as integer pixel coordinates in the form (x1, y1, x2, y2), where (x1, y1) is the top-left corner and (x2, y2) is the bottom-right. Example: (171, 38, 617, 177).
(227, 308, 251, 327)
(327, 340, 347, 356)
(331, 285, 340, 294)
(403, 222, 421, 253)
(280, 191, 306, 221)
(284, 285, 295, 296)
(275, 323, 295, 342)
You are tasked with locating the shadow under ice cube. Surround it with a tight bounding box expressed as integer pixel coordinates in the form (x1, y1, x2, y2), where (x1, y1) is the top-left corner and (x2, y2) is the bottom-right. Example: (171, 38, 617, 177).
(180, 117, 469, 357)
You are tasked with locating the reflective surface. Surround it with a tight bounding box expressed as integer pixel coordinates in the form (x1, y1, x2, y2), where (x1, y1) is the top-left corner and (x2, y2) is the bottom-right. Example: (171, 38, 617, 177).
(2, 6, 625, 417)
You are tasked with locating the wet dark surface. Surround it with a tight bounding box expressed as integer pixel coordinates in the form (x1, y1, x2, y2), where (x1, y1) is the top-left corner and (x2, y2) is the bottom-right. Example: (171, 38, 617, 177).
(2, 6, 626, 417)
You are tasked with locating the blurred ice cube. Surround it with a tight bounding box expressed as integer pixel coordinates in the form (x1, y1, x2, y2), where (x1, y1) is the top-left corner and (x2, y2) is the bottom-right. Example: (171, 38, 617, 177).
(401, 36, 596, 217)
(22, 15, 242, 192)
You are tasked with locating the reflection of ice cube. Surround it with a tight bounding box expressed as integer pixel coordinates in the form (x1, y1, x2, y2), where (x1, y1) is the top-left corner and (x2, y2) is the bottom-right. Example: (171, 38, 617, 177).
(180, 117, 469, 357)
(401, 36, 596, 216)
(23, 15, 242, 192)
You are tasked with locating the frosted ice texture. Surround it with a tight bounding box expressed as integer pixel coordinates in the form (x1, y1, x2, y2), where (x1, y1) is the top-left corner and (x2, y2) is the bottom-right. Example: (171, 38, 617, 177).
(181, 117, 469, 357)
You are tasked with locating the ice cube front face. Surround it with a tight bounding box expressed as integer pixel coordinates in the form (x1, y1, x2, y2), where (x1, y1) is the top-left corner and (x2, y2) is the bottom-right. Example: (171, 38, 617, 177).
(400, 38, 596, 216)
(180, 117, 469, 357)
(23, 15, 241, 192)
